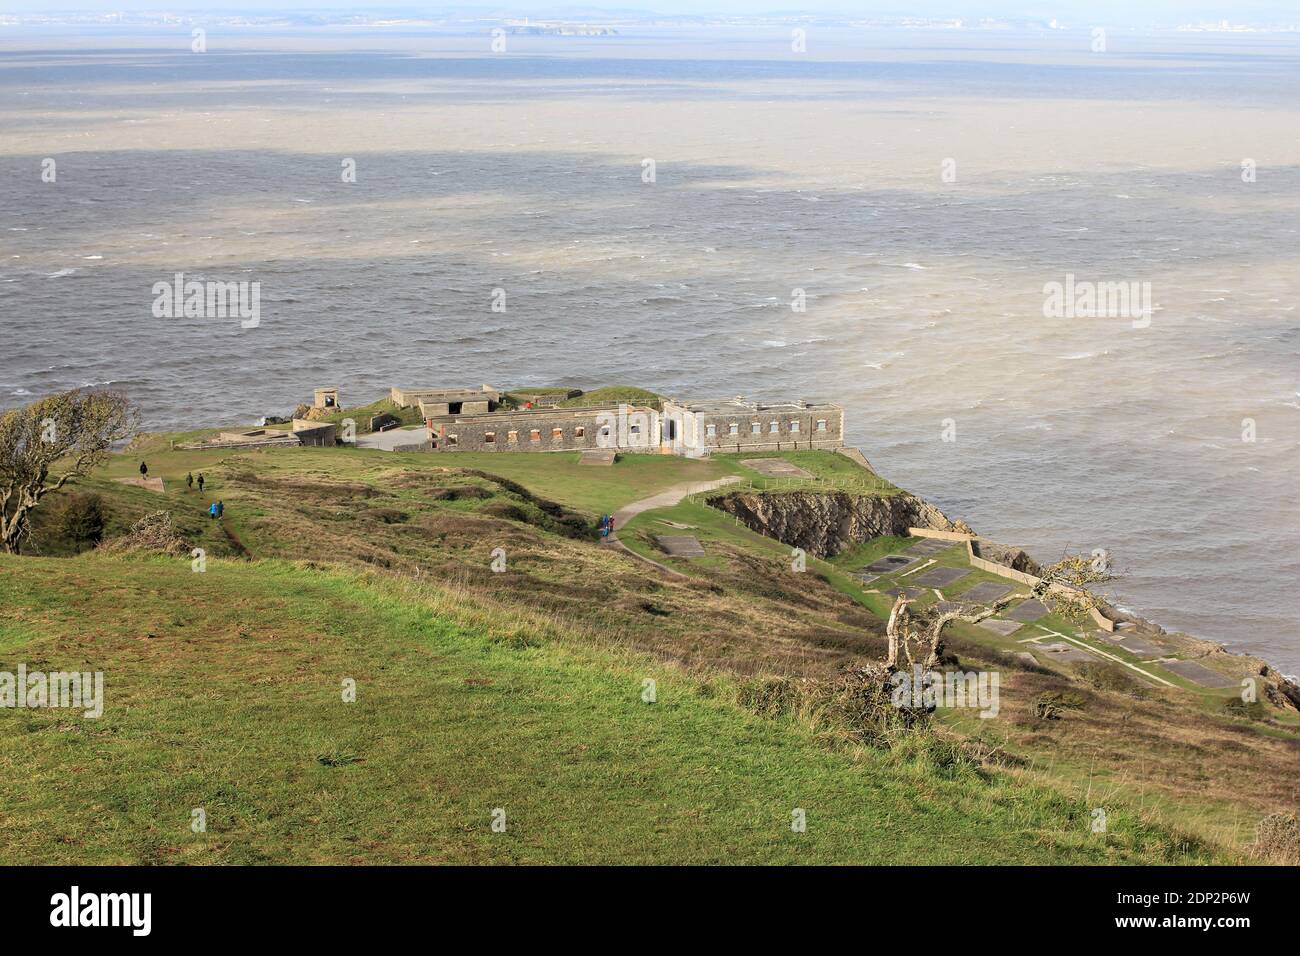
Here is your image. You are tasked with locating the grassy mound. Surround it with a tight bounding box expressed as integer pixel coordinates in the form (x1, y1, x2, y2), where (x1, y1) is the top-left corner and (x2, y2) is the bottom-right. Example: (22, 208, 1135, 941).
(558, 386, 663, 411)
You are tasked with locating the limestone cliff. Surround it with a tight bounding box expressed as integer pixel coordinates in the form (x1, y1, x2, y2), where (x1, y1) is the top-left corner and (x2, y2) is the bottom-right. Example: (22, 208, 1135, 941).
(970, 539, 1042, 576)
(705, 490, 956, 558)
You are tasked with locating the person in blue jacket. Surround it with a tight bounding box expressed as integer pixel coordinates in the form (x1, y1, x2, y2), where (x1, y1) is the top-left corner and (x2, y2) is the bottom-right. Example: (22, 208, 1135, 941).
(208, 502, 218, 519)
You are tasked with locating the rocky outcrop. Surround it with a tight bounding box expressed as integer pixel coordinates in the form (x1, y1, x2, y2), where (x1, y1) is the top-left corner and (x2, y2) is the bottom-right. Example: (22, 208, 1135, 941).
(970, 539, 1041, 576)
(705, 491, 957, 558)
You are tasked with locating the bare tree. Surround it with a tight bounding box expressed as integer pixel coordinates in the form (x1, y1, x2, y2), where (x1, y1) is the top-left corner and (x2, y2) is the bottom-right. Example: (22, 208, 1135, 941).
(886, 551, 1117, 672)
(0, 389, 136, 554)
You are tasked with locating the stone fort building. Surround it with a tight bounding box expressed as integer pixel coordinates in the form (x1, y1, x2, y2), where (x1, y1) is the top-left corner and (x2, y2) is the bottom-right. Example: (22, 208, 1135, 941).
(424, 393, 843, 456)
(391, 385, 501, 416)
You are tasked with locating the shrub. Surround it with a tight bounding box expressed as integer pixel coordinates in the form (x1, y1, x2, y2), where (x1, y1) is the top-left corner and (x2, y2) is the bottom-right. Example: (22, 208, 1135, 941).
(1221, 697, 1267, 721)
(1077, 662, 1148, 698)
(737, 665, 921, 745)
(738, 676, 801, 719)
(1251, 812, 1300, 865)
(54, 492, 107, 551)
(99, 510, 190, 556)
(1035, 691, 1085, 720)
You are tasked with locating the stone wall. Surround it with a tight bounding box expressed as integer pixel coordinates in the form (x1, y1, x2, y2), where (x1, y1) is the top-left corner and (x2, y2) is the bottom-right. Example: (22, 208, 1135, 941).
(669, 403, 844, 454)
(422, 396, 844, 457)
(428, 406, 653, 453)
(183, 436, 300, 451)
(908, 527, 1116, 633)
(292, 419, 337, 447)
(419, 399, 492, 417)
(392, 386, 500, 408)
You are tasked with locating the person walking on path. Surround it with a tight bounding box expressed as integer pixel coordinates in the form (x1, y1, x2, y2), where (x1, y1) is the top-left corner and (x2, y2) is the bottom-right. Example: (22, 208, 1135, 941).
(216, 500, 224, 518)
(197, 473, 205, 494)
(185, 472, 193, 490)
(208, 502, 218, 520)
(139, 461, 148, 478)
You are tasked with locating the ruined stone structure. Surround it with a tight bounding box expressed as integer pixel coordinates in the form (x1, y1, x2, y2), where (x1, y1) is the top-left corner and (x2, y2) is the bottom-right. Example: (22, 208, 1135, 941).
(660, 398, 844, 455)
(291, 419, 337, 447)
(391, 385, 500, 414)
(313, 387, 340, 409)
(423, 394, 843, 456)
(210, 427, 300, 449)
(426, 405, 658, 453)
(182, 422, 333, 451)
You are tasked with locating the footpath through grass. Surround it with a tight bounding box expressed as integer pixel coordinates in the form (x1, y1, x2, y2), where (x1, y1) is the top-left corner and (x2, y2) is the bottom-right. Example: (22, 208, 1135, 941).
(0, 552, 1218, 864)
(107, 443, 728, 520)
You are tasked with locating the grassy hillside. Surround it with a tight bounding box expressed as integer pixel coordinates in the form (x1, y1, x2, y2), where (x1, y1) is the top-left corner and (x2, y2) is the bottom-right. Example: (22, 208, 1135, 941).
(6, 440, 1296, 864)
(0, 552, 1215, 864)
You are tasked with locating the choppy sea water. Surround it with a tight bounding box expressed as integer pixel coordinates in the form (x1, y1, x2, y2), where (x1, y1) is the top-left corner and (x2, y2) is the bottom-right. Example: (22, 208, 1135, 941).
(1, 27, 1297, 673)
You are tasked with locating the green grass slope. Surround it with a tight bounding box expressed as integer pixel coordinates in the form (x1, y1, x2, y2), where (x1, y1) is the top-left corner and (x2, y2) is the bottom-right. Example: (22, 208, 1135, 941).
(0, 552, 1216, 864)
(558, 386, 663, 411)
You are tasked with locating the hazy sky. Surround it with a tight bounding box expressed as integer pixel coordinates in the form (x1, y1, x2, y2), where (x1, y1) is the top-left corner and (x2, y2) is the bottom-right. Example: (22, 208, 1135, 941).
(5, 2, 1297, 24)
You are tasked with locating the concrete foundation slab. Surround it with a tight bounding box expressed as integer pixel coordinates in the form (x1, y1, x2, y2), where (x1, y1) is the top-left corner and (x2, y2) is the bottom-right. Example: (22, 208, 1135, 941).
(1006, 599, 1050, 622)
(1160, 659, 1236, 688)
(961, 581, 1014, 603)
(978, 619, 1023, 636)
(115, 477, 165, 493)
(655, 535, 706, 558)
(934, 601, 974, 614)
(864, 554, 919, 574)
(914, 566, 970, 588)
(1038, 642, 1100, 663)
(1097, 634, 1166, 658)
(884, 586, 926, 600)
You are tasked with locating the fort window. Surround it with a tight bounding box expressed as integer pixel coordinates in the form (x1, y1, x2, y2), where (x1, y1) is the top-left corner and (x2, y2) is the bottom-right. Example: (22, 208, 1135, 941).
(751, 422, 761, 435)
(529, 429, 541, 442)
(447, 434, 458, 446)
(816, 419, 827, 432)
(484, 432, 495, 443)
(769, 420, 779, 433)
(705, 424, 717, 437)
(629, 424, 641, 436)
(552, 427, 563, 440)
(448, 402, 463, 415)
(728, 423, 738, 436)
(789, 421, 800, 433)
(574, 426, 585, 438)
(508, 430, 518, 443)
